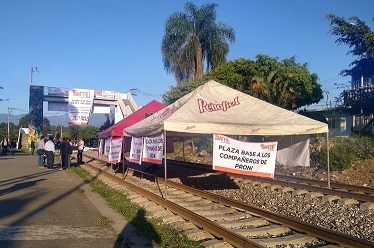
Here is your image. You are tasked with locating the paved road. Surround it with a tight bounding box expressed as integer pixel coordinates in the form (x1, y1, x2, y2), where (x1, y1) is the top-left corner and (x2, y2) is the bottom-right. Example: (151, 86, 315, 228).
(0, 153, 119, 248)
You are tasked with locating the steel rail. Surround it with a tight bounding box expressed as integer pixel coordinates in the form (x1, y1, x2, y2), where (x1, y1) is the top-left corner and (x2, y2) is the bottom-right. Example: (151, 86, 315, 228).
(82, 155, 373, 248)
(162, 173, 374, 248)
(275, 174, 374, 195)
(84, 163, 265, 248)
(167, 159, 374, 203)
(230, 173, 374, 203)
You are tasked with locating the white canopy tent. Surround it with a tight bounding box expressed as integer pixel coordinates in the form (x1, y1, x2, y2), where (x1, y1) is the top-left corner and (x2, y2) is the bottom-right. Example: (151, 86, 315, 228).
(125, 80, 331, 192)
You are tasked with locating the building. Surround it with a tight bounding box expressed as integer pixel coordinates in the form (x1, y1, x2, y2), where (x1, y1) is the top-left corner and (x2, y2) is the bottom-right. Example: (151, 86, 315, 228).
(343, 75, 374, 134)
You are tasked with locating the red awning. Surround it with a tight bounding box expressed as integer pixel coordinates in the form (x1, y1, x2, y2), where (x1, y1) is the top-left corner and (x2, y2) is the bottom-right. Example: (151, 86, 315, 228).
(98, 100, 166, 139)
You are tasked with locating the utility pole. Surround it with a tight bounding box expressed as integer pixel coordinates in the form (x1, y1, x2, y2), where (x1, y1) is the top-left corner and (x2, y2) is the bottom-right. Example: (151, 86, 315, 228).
(7, 107, 10, 141)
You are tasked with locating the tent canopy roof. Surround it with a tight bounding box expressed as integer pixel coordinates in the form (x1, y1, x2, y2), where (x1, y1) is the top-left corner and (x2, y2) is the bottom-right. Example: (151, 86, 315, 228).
(125, 81, 328, 137)
(98, 100, 166, 139)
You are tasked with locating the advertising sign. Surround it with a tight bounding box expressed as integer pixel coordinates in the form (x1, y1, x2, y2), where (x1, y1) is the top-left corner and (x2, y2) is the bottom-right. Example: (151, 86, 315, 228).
(68, 88, 94, 125)
(108, 137, 123, 163)
(129, 137, 143, 164)
(94, 90, 116, 100)
(213, 134, 278, 178)
(46, 87, 69, 97)
(142, 134, 163, 164)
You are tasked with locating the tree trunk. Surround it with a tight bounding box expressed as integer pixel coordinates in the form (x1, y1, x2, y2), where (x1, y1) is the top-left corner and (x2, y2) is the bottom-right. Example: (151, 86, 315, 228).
(195, 43, 203, 79)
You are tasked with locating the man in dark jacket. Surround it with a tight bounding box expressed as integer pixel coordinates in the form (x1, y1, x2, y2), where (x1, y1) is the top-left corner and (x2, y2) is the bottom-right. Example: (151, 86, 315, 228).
(60, 138, 72, 170)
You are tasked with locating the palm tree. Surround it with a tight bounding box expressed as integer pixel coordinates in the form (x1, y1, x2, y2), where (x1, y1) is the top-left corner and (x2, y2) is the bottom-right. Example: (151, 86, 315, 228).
(249, 70, 298, 110)
(161, 2, 235, 83)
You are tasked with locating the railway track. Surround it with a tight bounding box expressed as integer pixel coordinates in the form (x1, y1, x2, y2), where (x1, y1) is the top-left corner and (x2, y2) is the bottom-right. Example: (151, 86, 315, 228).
(81, 154, 374, 247)
(167, 159, 374, 206)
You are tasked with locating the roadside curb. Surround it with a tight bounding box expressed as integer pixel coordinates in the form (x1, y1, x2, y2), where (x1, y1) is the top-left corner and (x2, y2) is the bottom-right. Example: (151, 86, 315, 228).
(66, 169, 153, 247)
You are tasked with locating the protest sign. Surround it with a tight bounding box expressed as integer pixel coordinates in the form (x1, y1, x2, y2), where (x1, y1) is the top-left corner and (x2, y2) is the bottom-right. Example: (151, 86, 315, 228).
(129, 137, 143, 164)
(108, 137, 123, 163)
(213, 134, 277, 178)
(142, 134, 163, 164)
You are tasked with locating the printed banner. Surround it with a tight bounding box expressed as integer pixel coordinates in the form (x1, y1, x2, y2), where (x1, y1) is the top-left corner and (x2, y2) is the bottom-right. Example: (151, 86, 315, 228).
(46, 87, 69, 97)
(129, 137, 143, 164)
(142, 134, 163, 164)
(104, 138, 111, 156)
(98, 139, 104, 157)
(213, 134, 278, 178)
(108, 137, 123, 163)
(68, 88, 94, 125)
(94, 90, 116, 100)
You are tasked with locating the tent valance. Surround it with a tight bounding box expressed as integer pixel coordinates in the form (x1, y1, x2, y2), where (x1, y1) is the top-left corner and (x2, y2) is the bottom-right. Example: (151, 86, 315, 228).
(98, 100, 166, 139)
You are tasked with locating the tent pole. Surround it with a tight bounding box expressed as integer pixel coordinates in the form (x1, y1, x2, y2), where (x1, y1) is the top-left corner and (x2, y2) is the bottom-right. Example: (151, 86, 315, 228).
(122, 136, 125, 179)
(164, 130, 167, 199)
(327, 132, 331, 189)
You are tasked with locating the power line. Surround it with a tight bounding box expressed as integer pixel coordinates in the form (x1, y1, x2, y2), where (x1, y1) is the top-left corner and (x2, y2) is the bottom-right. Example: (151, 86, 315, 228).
(129, 88, 163, 98)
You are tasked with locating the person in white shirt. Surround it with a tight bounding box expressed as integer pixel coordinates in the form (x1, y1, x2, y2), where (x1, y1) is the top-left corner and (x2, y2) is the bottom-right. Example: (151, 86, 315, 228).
(77, 139, 84, 164)
(36, 136, 46, 166)
(44, 136, 56, 169)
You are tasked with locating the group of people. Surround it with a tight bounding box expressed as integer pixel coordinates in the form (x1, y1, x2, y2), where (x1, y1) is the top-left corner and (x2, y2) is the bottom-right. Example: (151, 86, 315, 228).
(35, 136, 85, 170)
(1, 138, 17, 156)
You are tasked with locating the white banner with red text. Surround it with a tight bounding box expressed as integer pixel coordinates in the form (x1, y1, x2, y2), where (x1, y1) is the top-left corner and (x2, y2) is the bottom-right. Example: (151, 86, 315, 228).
(129, 137, 143, 164)
(104, 138, 111, 156)
(142, 134, 163, 164)
(98, 139, 104, 157)
(108, 137, 123, 163)
(68, 88, 94, 125)
(213, 134, 278, 178)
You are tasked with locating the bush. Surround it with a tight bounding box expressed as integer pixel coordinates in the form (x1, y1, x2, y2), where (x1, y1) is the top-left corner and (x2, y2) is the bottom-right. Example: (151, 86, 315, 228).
(314, 135, 374, 171)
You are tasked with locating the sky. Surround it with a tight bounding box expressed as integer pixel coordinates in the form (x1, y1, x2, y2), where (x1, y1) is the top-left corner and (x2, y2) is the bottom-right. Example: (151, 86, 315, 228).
(0, 0, 373, 119)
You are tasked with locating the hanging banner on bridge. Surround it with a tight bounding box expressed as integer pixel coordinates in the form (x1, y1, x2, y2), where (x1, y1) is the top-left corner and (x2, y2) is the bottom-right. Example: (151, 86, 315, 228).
(108, 137, 123, 163)
(213, 134, 278, 178)
(142, 134, 163, 164)
(129, 137, 143, 164)
(68, 88, 94, 126)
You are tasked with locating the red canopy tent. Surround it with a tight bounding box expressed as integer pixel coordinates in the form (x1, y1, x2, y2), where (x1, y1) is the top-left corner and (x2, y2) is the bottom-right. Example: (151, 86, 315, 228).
(98, 100, 166, 139)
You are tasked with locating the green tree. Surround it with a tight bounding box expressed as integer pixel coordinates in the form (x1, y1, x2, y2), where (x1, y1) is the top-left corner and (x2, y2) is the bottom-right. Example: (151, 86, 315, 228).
(68, 125, 82, 141)
(326, 14, 374, 78)
(18, 114, 31, 127)
(99, 114, 114, 132)
(67, 125, 98, 143)
(163, 55, 323, 110)
(19, 114, 51, 135)
(247, 55, 322, 109)
(161, 2, 235, 82)
(81, 125, 98, 141)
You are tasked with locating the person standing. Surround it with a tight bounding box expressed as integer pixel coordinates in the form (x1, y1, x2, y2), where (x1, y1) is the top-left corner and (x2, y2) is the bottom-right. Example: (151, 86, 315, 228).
(36, 136, 46, 167)
(77, 138, 84, 164)
(10, 139, 17, 155)
(2, 138, 8, 156)
(30, 140, 36, 155)
(67, 139, 73, 168)
(60, 138, 72, 170)
(44, 136, 55, 169)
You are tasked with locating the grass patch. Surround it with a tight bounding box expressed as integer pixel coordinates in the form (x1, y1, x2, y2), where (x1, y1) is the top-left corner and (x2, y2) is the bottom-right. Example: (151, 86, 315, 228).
(71, 166, 203, 248)
(97, 215, 114, 228)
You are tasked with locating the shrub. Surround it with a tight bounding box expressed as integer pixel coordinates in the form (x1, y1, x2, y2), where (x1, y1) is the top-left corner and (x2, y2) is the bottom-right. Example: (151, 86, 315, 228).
(313, 135, 374, 171)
